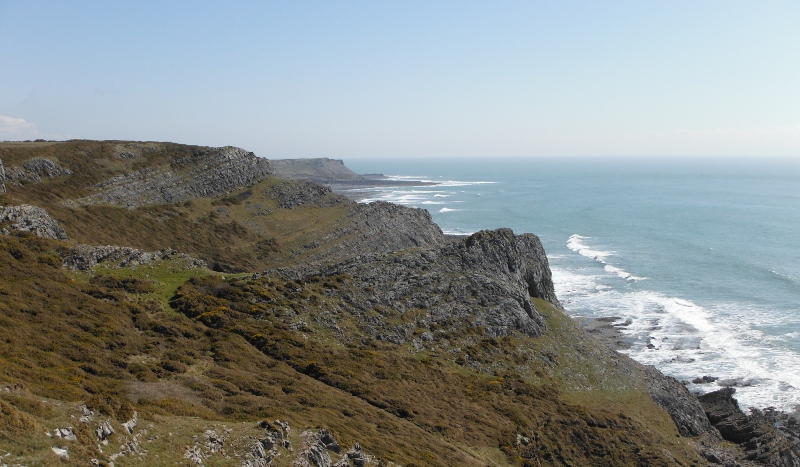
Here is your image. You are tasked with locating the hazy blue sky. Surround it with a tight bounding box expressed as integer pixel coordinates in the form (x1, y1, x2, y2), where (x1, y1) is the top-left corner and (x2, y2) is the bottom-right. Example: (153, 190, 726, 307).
(2, 1, 799, 158)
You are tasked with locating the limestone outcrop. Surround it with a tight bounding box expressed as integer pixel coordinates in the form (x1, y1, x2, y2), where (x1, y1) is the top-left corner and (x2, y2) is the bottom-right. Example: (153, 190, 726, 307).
(306, 228, 556, 340)
(640, 365, 714, 437)
(0, 204, 68, 240)
(699, 388, 800, 465)
(0, 157, 6, 193)
(2, 157, 72, 186)
(305, 201, 445, 265)
(62, 244, 206, 271)
(77, 146, 272, 207)
(271, 157, 363, 182)
(268, 179, 342, 209)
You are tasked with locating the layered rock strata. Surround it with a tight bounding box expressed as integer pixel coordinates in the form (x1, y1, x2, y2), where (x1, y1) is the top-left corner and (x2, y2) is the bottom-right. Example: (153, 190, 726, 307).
(306, 201, 446, 265)
(299, 228, 557, 341)
(2, 157, 72, 186)
(63, 244, 206, 271)
(77, 146, 272, 207)
(0, 157, 5, 193)
(699, 388, 800, 465)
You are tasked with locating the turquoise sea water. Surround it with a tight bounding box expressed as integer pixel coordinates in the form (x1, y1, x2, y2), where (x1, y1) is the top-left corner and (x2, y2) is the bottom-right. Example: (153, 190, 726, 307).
(343, 156, 800, 413)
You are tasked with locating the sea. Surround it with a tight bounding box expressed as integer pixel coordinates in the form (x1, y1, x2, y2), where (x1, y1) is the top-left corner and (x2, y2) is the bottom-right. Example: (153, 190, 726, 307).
(342, 156, 800, 413)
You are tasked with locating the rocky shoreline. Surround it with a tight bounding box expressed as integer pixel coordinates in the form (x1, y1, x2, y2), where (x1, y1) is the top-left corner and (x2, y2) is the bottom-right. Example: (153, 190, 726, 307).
(577, 315, 800, 465)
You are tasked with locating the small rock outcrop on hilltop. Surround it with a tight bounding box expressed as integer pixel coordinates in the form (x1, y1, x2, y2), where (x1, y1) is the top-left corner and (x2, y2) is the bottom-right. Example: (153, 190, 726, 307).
(0, 204, 68, 239)
(76, 146, 272, 207)
(3, 157, 73, 185)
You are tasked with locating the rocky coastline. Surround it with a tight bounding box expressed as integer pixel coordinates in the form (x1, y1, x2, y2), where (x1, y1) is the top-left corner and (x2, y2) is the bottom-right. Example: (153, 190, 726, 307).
(2, 141, 799, 465)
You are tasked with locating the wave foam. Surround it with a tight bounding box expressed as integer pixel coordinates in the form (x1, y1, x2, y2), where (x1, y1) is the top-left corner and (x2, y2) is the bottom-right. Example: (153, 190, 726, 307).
(604, 264, 647, 282)
(552, 259, 800, 412)
(567, 234, 614, 262)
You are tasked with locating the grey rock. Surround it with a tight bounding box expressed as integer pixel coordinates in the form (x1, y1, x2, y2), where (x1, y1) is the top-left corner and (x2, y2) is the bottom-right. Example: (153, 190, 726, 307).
(184, 445, 204, 465)
(0, 157, 5, 193)
(318, 429, 341, 454)
(53, 427, 77, 441)
(699, 388, 757, 444)
(63, 244, 206, 271)
(79, 405, 94, 423)
(0, 204, 68, 239)
(305, 228, 556, 340)
(269, 180, 340, 209)
(121, 411, 137, 434)
(698, 388, 800, 465)
(641, 365, 714, 437)
(297, 430, 336, 467)
(344, 443, 369, 467)
(252, 439, 268, 459)
(3, 157, 72, 186)
(692, 375, 719, 384)
(77, 146, 272, 208)
(204, 429, 225, 453)
(51, 446, 69, 460)
(96, 420, 114, 440)
(304, 201, 446, 266)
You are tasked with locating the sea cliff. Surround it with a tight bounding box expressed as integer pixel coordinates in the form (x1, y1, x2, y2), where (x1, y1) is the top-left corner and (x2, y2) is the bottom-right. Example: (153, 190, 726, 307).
(1, 140, 798, 465)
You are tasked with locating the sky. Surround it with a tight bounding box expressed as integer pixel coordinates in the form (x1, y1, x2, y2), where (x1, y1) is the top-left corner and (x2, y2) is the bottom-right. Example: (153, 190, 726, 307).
(1, 1, 799, 158)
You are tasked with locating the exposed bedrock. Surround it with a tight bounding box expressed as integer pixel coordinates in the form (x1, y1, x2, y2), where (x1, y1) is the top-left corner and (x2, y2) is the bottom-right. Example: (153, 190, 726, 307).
(0, 204, 68, 240)
(62, 244, 206, 271)
(268, 179, 341, 209)
(0, 157, 6, 193)
(314, 201, 445, 259)
(641, 365, 714, 437)
(699, 387, 800, 465)
(2, 157, 73, 186)
(306, 228, 557, 340)
(77, 146, 272, 207)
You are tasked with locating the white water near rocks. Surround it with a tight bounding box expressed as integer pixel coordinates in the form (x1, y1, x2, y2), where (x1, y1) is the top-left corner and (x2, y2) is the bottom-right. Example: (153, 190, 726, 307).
(343, 156, 800, 413)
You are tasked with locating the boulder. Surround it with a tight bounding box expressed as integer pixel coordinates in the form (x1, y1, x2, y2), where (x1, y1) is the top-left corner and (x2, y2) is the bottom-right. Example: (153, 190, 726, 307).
(51, 446, 69, 460)
(96, 420, 114, 440)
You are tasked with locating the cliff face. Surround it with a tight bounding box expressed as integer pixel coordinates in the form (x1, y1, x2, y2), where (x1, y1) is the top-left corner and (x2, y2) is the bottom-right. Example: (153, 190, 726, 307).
(76, 146, 272, 208)
(302, 201, 446, 266)
(271, 157, 363, 182)
(309, 228, 555, 341)
(316, 229, 558, 343)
